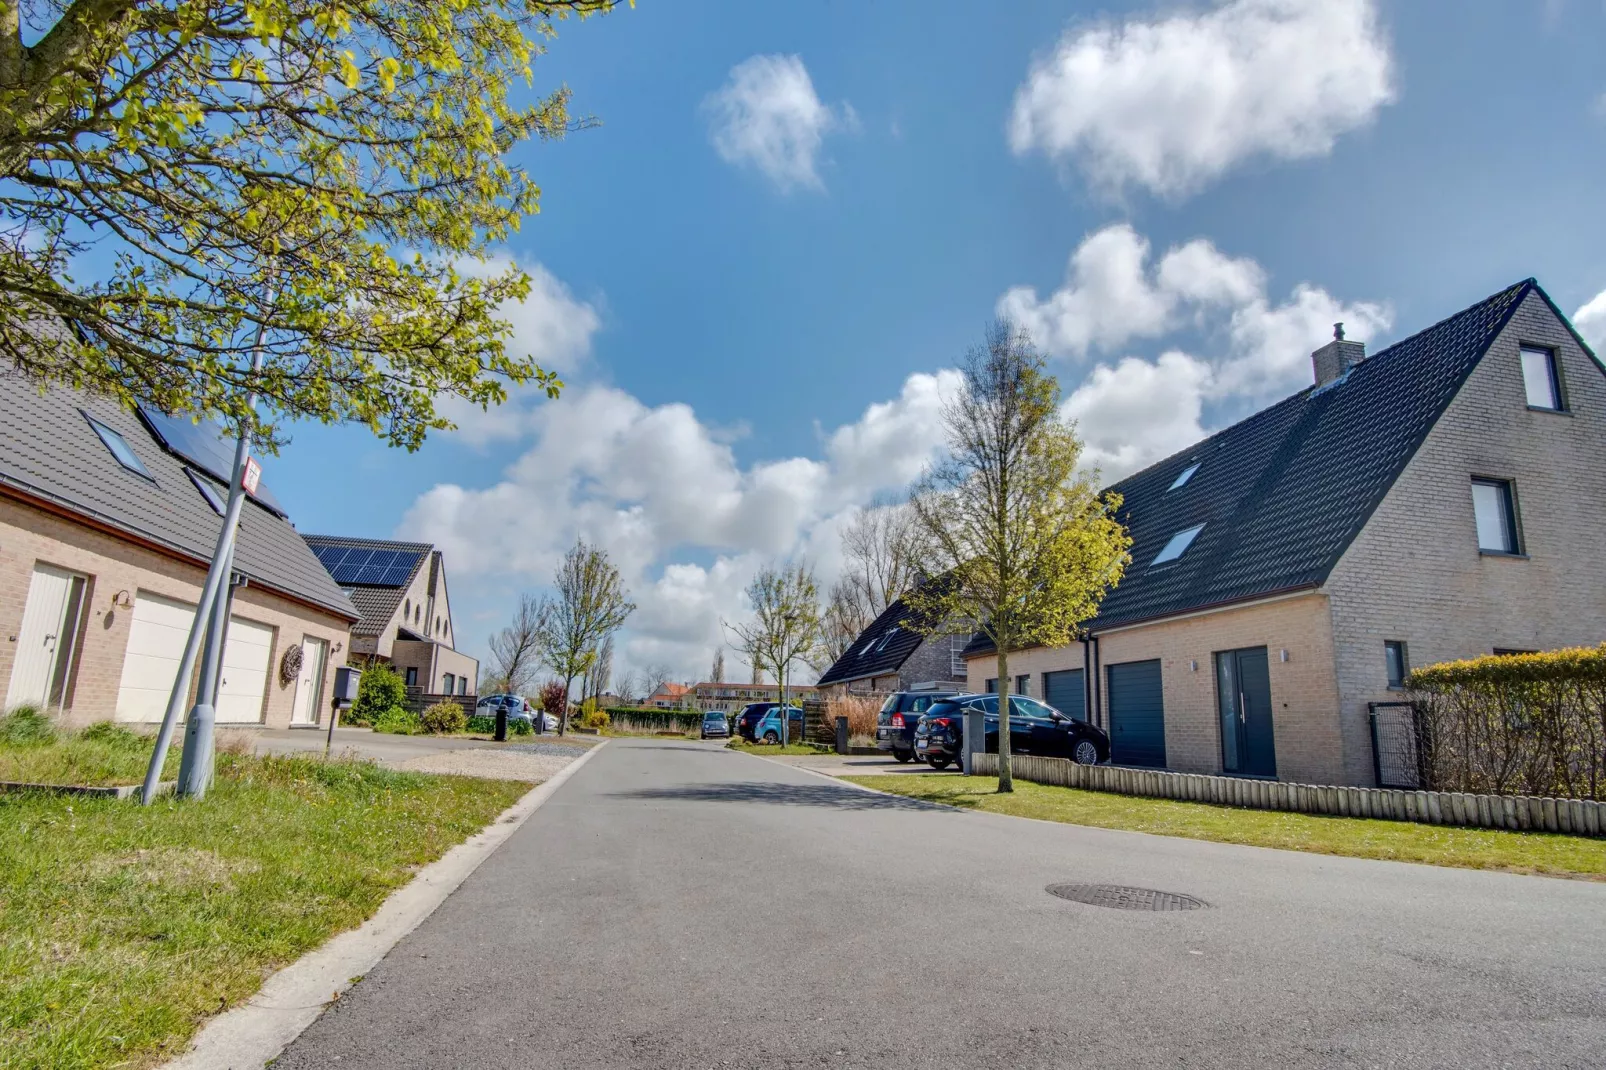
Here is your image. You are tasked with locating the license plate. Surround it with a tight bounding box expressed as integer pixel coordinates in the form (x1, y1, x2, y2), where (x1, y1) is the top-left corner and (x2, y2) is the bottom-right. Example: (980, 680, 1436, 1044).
(915, 741, 928, 753)
(876, 729, 888, 739)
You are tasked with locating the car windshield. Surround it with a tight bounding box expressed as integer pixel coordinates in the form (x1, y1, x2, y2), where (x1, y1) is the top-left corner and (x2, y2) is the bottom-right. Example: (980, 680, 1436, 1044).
(703, 712, 723, 721)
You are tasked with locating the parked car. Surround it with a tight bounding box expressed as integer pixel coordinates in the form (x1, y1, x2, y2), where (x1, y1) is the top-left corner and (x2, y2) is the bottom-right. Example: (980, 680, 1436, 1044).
(700, 709, 731, 739)
(752, 704, 805, 744)
(875, 690, 960, 762)
(735, 702, 779, 741)
(913, 694, 1110, 770)
(475, 693, 558, 731)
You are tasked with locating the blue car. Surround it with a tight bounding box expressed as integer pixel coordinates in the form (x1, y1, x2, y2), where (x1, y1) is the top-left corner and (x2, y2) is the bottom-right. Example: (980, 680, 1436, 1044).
(751, 705, 804, 744)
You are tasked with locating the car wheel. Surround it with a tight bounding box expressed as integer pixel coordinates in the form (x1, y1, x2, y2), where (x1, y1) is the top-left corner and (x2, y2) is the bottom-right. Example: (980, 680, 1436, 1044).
(763, 730, 780, 744)
(1072, 739, 1099, 765)
(929, 757, 950, 771)
(893, 749, 912, 763)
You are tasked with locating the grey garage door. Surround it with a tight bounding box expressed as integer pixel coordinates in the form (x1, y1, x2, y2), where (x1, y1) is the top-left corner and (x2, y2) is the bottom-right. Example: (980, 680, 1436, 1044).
(1107, 659, 1166, 768)
(1042, 669, 1085, 722)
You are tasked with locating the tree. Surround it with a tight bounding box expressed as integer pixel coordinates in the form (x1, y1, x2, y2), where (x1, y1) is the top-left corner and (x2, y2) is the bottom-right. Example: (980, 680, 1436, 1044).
(905, 322, 1131, 792)
(641, 663, 674, 701)
(489, 593, 547, 697)
(725, 562, 824, 742)
(710, 647, 726, 684)
(534, 539, 634, 734)
(818, 501, 924, 670)
(614, 669, 640, 704)
(538, 678, 567, 722)
(592, 633, 614, 699)
(1, 0, 619, 450)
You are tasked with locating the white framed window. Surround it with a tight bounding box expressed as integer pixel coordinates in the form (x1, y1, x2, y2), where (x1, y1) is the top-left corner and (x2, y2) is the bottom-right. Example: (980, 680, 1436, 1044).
(949, 633, 968, 676)
(1150, 523, 1205, 567)
(1471, 478, 1520, 554)
(1519, 346, 1561, 411)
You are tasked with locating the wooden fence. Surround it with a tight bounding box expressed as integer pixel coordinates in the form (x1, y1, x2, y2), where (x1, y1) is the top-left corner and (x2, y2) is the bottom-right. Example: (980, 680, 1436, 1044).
(970, 752, 1606, 837)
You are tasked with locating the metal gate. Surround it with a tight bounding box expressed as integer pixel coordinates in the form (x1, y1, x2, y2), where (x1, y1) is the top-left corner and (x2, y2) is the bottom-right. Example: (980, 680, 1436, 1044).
(1369, 701, 1428, 789)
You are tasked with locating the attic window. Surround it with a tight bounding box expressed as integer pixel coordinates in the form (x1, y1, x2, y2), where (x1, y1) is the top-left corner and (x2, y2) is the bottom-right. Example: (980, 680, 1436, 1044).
(1167, 462, 1200, 491)
(875, 625, 900, 652)
(186, 468, 226, 515)
(1150, 523, 1205, 567)
(83, 411, 154, 481)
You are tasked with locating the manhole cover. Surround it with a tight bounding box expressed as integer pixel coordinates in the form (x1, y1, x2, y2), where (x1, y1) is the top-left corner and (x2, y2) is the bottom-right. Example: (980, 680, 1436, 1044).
(1046, 883, 1207, 911)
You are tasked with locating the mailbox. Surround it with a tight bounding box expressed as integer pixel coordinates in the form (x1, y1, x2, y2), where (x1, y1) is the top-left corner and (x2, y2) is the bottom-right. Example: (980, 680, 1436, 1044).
(332, 666, 361, 710)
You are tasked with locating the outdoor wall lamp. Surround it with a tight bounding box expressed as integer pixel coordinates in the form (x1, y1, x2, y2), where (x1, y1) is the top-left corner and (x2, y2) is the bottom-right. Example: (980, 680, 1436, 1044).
(111, 590, 132, 609)
(1280, 649, 1290, 663)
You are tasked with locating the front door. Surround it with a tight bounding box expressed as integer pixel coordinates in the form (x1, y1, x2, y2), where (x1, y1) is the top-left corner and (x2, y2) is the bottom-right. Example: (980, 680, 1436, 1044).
(290, 636, 328, 725)
(6, 564, 87, 709)
(1216, 647, 1277, 777)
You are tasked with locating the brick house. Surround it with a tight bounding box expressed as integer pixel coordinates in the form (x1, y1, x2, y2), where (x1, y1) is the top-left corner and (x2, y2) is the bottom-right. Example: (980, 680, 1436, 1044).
(0, 377, 357, 729)
(680, 680, 819, 713)
(647, 681, 690, 709)
(964, 279, 1606, 787)
(815, 589, 969, 697)
(301, 535, 479, 698)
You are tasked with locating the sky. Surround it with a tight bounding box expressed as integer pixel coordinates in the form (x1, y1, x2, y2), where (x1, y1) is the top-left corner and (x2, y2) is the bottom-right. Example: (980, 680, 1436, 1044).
(257, 0, 1606, 690)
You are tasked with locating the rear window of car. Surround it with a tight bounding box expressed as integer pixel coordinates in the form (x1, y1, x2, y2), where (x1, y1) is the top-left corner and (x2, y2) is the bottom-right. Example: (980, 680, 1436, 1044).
(904, 693, 955, 713)
(880, 694, 900, 714)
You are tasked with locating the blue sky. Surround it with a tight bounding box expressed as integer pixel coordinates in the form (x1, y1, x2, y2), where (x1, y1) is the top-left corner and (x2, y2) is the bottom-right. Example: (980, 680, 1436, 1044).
(261, 0, 1606, 687)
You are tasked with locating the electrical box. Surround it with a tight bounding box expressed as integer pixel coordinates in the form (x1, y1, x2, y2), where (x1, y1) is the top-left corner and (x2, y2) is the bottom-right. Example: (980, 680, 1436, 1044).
(332, 666, 361, 709)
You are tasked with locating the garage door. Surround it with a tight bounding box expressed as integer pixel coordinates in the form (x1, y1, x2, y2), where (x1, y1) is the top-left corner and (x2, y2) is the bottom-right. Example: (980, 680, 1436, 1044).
(116, 591, 273, 724)
(1042, 669, 1085, 722)
(1107, 659, 1166, 768)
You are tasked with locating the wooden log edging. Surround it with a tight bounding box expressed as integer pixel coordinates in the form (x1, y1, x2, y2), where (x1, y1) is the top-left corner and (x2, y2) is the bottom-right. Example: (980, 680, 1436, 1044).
(968, 753, 1605, 837)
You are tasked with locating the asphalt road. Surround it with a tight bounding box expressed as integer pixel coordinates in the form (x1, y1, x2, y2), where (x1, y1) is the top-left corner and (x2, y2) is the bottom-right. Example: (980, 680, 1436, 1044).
(273, 739, 1606, 1070)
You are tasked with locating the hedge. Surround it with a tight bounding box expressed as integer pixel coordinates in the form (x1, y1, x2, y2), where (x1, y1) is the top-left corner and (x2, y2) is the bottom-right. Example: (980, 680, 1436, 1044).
(1409, 644, 1606, 800)
(604, 707, 707, 732)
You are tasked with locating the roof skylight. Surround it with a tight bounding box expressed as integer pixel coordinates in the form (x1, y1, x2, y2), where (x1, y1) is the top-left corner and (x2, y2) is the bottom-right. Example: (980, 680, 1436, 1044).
(187, 468, 226, 516)
(82, 411, 154, 481)
(1150, 523, 1205, 567)
(1168, 462, 1200, 491)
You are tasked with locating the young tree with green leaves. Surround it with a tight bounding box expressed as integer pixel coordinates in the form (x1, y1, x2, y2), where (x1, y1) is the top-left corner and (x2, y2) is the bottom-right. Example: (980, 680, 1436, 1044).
(905, 322, 1131, 792)
(0, 0, 621, 449)
(535, 539, 634, 735)
(725, 562, 823, 744)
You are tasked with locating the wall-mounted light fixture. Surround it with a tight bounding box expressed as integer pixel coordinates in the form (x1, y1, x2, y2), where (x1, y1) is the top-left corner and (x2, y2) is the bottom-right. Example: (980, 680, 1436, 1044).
(1280, 649, 1290, 663)
(112, 590, 132, 609)
(1188, 659, 1198, 672)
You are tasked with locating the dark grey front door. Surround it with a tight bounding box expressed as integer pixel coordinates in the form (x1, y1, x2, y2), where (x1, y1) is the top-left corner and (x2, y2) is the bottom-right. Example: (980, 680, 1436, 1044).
(1215, 647, 1276, 777)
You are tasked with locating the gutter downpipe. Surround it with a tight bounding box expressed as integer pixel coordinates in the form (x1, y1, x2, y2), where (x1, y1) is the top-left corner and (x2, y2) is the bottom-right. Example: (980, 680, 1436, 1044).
(1090, 634, 1102, 731)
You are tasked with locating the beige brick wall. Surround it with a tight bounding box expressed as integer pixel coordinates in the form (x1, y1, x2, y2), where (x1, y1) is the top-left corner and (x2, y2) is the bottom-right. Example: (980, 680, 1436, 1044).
(1323, 289, 1606, 784)
(0, 494, 352, 729)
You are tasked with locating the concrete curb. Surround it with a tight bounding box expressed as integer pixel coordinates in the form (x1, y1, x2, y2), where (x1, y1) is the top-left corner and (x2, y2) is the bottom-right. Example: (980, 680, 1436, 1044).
(161, 741, 609, 1070)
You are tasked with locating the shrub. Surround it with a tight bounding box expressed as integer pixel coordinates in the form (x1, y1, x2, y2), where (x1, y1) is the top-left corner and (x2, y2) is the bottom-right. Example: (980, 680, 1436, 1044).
(350, 663, 407, 728)
(538, 679, 567, 719)
(420, 701, 467, 735)
(466, 714, 496, 734)
(372, 706, 421, 735)
(509, 716, 533, 736)
(0, 706, 57, 746)
(828, 694, 882, 740)
(582, 707, 611, 730)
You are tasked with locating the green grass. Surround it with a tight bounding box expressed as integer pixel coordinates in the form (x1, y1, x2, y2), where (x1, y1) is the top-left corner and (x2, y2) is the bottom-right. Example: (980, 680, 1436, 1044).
(843, 774, 1606, 880)
(1, 742, 526, 1070)
(726, 739, 829, 756)
(0, 717, 175, 787)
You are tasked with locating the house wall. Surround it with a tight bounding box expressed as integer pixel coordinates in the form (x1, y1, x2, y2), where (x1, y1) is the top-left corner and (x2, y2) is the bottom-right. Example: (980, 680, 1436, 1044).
(897, 633, 968, 690)
(965, 644, 1088, 696)
(0, 495, 352, 729)
(1323, 289, 1606, 784)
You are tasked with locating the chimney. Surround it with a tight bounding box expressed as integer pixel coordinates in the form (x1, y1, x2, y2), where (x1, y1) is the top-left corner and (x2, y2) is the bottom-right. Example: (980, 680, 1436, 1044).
(1312, 322, 1366, 387)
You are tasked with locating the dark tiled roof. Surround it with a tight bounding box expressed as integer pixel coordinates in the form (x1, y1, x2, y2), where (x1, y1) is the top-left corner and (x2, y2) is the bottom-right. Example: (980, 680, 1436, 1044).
(0, 375, 358, 621)
(344, 586, 408, 637)
(816, 581, 951, 686)
(302, 534, 432, 637)
(965, 278, 1537, 656)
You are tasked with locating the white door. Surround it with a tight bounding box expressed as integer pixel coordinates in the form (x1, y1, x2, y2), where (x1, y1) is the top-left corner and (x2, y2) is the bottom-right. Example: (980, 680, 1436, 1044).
(217, 618, 274, 723)
(116, 592, 195, 722)
(6, 564, 80, 708)
(289, 636, 328, 726)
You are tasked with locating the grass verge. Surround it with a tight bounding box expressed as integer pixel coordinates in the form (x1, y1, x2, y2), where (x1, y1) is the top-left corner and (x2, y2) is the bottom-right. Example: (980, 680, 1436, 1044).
(842, 773, 1606, 880)
(1, 746, 525, 1070)
(726, 739, 829, 756)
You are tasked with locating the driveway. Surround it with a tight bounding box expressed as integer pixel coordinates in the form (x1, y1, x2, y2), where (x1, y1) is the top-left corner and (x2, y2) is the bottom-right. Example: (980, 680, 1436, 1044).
(244, 726, 594, 780)
(271, 738, 1606, 1069)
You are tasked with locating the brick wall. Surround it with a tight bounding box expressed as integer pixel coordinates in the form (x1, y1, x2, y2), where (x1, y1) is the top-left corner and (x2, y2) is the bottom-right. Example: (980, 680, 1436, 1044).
(0, 494, 352, 729)
(1324, 289, 1606, 784)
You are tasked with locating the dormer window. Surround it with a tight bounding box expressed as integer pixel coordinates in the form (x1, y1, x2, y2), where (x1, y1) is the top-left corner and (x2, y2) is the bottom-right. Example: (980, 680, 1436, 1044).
(1519, 346, 1562, 411)
(1168, 462, 1200, 491)
(1151, 523, 1204, 567)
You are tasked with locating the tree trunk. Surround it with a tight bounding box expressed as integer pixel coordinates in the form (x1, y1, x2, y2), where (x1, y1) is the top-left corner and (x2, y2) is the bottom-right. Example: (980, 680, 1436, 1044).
(995, 648, 1013, 793)
(558, 673, 573, 736)
(779, 668, 788, 747)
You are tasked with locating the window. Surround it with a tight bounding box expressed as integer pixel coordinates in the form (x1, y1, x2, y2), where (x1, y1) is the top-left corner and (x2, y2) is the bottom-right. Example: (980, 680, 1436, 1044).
(83, 411, 154, 480)
(1519, 346, 1561, 411)
(949, 634, 968, 676)
(1151, 523, 1205, 566)
(1168, 462, 1200, 491)
(1471, 479, 1520, 554)
(1384, 641, 1409, 689)
(458, 677, 468, 696)
(984, 678, 997, 693)
(1015, 673, 1030, 696)
(186, 469, 225, 515)
(404, 598, 411, 618)
(404, 666, 418, 687)
(443, 672, 455, 694)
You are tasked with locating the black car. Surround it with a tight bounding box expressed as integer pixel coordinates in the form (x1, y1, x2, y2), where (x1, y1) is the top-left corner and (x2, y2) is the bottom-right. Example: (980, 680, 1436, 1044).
(734, 702, 779, 742)
(700, 709, 731, 739)
(913, 694, 1110, 770)
(875, 690, 960, 763)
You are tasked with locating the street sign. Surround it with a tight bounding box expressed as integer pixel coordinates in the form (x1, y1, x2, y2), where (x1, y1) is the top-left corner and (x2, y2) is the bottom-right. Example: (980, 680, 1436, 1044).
(242, 456, 262, 494)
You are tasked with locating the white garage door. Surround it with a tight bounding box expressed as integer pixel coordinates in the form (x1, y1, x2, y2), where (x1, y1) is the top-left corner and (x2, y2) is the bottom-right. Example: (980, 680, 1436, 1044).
(116, 591, 274, 724)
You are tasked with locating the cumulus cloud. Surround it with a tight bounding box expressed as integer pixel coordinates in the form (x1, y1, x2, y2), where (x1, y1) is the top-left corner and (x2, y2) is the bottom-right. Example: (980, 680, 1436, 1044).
(1062, 351, 1213, 479)
(1575, 288, 1606, 354)
(1009, 0, 1395, 198)
(704, 54, 848, 192)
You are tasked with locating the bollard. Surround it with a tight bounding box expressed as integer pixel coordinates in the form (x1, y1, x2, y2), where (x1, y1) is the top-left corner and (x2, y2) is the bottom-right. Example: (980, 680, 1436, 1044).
(495, 705, 508, 743)
(963, 709, 985, 775)
(834, 716, 848, 755)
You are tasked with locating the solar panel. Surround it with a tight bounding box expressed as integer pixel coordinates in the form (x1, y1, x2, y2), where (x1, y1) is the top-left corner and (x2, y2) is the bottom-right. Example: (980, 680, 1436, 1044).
(136, 406, 288, 517)
(311, 544, 423, 587)
(314, 545, 348, 572)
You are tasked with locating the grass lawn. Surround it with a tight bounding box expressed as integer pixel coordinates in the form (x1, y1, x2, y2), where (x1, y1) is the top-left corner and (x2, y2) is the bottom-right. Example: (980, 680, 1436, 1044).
(726, 739, 830, 756)
(844, 773, 1606, 880)
(0, 722, 178, 787)
(1, 730, 526, 1070)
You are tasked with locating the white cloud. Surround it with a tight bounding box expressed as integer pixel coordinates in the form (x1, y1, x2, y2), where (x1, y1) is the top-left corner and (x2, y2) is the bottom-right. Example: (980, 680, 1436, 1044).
(1008, 0, 1395, 198)
(1062, 351, 1213, 480)
(1575, 288, 1606, 354)
(704, 54, 847, 192)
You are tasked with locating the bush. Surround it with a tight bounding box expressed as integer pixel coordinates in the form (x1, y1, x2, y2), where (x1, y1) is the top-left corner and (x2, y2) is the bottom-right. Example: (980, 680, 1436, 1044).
(466, 714, 495, 734)
(420, 701, 467, 735)
(0, 706, 57, 746)
(372, 706, 421, 735)
(539, 679, 567, 719)
(602, 707, 703, 733)
(350, 663, 407, 728)
(1410, 644, 1606, 799)
(828, 694, 882, 740)
(582, 707, 611, 730)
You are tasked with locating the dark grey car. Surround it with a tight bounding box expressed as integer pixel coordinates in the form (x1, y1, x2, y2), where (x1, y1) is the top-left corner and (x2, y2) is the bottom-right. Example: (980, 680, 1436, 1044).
(700, 710, 730, 739)
(875, 690, 959, 762)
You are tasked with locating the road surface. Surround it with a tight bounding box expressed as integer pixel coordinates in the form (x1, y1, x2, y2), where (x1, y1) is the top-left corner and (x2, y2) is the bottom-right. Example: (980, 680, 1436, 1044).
(272, 739, 1606, 1069)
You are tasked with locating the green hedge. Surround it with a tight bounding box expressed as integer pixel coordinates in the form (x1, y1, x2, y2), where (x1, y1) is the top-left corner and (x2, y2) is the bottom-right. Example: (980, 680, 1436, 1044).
(1409, 645, 1606, 800)
(604, 707, 707, 731)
